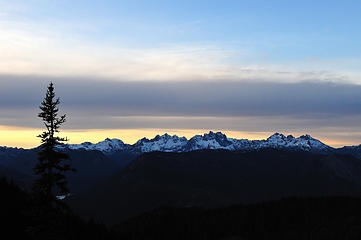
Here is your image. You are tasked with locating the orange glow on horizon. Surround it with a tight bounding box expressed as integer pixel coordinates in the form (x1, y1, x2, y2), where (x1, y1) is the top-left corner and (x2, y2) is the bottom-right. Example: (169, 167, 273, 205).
(0, 125, 357, 149)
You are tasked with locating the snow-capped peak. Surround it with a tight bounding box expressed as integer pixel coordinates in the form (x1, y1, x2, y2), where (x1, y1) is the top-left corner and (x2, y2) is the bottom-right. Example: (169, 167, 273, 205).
(262, 133, 330, 151)
(134, 133, 187, 152)
(63, 138, 127, 153)
(267, 133, 287, 143)
(59, 132, 332, 154)
(185, 131, 234, 151)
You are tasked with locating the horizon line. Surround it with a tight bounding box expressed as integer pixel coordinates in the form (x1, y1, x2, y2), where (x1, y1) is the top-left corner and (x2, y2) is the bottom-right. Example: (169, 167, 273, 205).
(0, 127, 358, 149)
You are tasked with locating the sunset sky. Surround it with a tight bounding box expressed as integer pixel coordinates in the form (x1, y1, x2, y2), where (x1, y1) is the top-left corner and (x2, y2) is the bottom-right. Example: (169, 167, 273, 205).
(1, 0, 361, 148)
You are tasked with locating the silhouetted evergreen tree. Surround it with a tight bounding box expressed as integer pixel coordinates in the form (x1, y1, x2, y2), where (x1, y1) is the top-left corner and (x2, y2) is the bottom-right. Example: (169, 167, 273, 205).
(33, 82, 75, 206)
(1, 177, 116, 240)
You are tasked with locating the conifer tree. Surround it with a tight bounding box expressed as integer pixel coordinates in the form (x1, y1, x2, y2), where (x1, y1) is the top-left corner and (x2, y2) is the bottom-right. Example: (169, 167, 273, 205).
(33, 82, 74, 205)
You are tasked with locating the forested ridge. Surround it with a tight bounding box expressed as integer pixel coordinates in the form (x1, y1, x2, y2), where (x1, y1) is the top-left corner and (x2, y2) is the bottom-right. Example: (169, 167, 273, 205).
(3, 176, 361, 240)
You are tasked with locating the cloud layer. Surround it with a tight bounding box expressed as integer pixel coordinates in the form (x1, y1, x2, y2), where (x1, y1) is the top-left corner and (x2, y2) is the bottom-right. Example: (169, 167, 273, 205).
(1, 74, 361, 143)
(1, 75, 360, 116)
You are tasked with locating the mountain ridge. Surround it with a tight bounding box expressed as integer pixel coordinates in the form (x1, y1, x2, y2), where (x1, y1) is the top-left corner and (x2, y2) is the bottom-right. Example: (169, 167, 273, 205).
(4, 131, 361, 161)
(56, 131, 334, 154)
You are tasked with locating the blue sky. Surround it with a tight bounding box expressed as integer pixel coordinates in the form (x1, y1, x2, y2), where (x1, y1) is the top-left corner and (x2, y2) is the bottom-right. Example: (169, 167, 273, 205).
(1, 0, 361, 147)
(0, 0, 360, 80)
(3, 0, 361, 56)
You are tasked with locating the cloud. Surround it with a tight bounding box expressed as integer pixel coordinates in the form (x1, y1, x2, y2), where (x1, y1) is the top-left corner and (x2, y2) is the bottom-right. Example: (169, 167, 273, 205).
(1, 75, 361, 133)
(0, 15, 360, 84)
(1, 0, 361, 85)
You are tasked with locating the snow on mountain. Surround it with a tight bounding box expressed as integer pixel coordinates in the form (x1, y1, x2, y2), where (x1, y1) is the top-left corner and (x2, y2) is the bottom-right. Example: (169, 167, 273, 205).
(61, 138, 129, 153)
(183, 132, 331, 152)
(134, 133, 188, 152)
(185, 131, 234, 151)
(240, 133, 332, 151)
(58, 131, 333, 154)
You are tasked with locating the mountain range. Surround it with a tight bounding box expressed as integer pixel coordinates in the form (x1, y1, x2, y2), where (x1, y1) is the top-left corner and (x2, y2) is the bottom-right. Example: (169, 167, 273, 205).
(3, 131, 361, 156)
(1, 131, 361, 190)
(2, 132, 361, 191)
(56, 131, 343, 154)
(3, 131, 361, 223)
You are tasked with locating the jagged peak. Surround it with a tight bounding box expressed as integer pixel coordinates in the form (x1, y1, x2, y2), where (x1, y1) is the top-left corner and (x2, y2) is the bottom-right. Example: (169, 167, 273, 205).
(270, 132, 285, 137)
(135, 137, 150, 144)
(153, 133, 174, 140)
(267, 132, 286, 140)
(206, 131, 226, 136)
(299, 134, 314, 140)
(268, 133, 317, 142)
(191, 131, 228, 140)
(137, 133, 186, 143)
(98, 138, 125, 145)
(55, 131, 332, 153)
(286, 135, 295, 139)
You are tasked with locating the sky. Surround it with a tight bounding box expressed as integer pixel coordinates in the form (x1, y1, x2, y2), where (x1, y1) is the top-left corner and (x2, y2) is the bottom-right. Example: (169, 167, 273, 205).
(0, 0, 361, 148)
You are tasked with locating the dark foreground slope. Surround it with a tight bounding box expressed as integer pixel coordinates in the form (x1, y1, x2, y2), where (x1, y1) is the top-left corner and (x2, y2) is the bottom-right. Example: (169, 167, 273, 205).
(115, 197, 361, 240)
(71, 149, 361, 223)
(4, 176, 361, 240)
(0, 177, 115, 240)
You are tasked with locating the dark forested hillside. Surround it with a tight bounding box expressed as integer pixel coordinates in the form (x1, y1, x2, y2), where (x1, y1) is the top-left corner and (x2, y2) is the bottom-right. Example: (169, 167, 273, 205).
(70, 149, 361, 224)
(0, 164, 34, 188)
(4, 146, 361, 239)
(114, 196, 361, 240)
(0, 177, 115, 240)
(4, 175, 361, 240)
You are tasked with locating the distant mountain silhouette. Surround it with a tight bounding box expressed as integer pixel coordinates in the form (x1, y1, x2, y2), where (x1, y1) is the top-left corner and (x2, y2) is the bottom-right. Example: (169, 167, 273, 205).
(0, 146, 26, 165)
(4, 132, 361, 169)
(1, 148, 125, 194)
